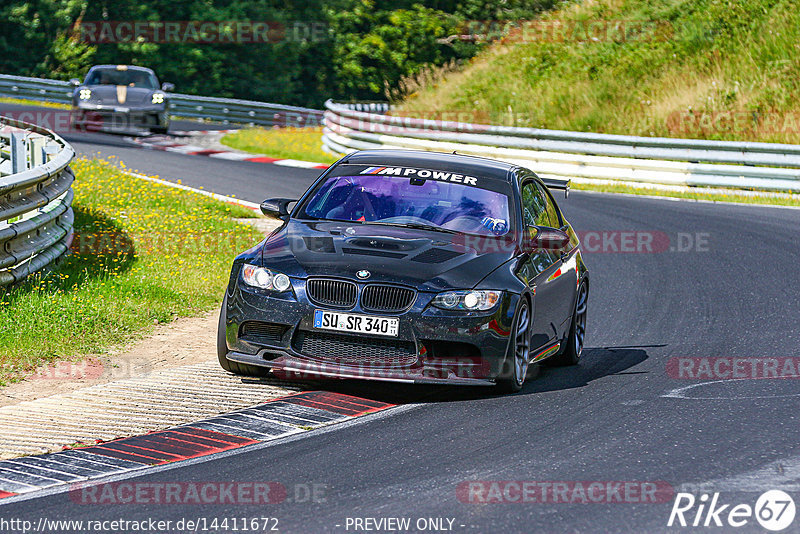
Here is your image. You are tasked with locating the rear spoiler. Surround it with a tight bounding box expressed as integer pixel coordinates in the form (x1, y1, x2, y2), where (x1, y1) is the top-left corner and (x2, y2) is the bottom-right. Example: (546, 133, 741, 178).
(542, 178, 571, 198)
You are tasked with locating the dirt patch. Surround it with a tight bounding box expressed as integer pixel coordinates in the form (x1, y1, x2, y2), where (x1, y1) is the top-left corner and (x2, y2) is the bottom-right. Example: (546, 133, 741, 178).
(0, 310, 222, 408)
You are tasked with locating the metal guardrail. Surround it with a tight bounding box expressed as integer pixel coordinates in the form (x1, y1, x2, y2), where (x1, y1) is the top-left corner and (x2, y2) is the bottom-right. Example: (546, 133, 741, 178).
(322, 100, 800, 192)
(0, 116, 75, 287)
(0, 73, 323, 128)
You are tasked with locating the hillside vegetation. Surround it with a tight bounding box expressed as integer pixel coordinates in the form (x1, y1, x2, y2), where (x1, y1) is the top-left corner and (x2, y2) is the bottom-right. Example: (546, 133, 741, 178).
(400, 0, 800, 144)
(0, 0, 555, 107)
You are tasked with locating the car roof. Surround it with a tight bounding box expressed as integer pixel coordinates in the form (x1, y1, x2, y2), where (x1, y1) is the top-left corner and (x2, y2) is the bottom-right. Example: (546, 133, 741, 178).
(340, 149, 517, 182)
(88, 65, 156, 75)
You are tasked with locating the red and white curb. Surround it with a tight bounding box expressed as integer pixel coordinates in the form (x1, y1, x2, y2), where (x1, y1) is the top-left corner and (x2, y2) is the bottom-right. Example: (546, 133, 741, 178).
(168, 130, 240, 136)
(127, 133, 330, 170)
(0, 391, 392, 501)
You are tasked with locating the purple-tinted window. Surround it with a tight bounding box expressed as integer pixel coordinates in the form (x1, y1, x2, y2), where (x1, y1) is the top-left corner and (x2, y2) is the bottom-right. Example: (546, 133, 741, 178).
(301, 175, 511, 236)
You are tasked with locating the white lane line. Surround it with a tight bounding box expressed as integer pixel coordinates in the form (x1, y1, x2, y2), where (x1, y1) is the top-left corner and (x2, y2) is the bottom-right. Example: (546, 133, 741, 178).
(663, 377, 800, 400)
(164, 144, 208, 153)
(124, 171, 261, 211)
(272, 159, 327, 168)
(207, 152, 257, 160)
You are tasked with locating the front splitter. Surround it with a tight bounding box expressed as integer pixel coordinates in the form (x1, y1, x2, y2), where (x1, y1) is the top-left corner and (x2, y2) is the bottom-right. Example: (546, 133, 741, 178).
(226, 352, 496, 387)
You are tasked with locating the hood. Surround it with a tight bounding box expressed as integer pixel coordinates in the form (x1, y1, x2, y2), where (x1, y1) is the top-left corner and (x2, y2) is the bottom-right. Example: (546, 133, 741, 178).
(259, 220, 516, 292)
(83, 85, 154, 106)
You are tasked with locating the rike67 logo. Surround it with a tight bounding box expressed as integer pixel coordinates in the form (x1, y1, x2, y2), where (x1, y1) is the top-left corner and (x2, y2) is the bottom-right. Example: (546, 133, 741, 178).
(668, 490, 796, 531)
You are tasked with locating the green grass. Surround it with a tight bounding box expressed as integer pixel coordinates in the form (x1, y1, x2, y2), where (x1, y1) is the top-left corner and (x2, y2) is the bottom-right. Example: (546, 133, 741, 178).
(0, 158, 262, 386)
(400, 0, 800, 145)
(0, 97, 71, 109)
(220, 127, 338, 164)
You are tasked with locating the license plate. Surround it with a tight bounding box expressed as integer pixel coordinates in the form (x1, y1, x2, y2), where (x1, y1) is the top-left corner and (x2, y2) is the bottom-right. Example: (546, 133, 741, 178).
(314, 310, 399, 337)
(114, 107, 129, 113)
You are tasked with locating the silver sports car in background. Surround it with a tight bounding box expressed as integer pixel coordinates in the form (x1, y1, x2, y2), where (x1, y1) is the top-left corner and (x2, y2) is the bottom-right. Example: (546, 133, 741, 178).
(70, 65, 173, 134)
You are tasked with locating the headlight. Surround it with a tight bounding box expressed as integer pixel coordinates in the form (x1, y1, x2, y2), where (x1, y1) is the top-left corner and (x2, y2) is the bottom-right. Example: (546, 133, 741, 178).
(432, 290, 502, 311)
(79, 89, 91, 100)
(152, 93, 165, 104)
(241, 264, 291, 292)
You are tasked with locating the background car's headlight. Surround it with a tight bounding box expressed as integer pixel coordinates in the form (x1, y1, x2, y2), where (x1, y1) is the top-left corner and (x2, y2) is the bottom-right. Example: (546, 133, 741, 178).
(79, 89, 91, 100)
(241, 264, 291, 292)
(432, 290, 502, 311)
(152, 93, 165, 104)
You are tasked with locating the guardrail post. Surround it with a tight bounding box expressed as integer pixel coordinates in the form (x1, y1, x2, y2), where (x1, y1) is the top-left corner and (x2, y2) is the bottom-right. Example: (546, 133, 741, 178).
(29, 135, 45, 168)
(44, 141, 60, 162)
(10, 131, 27, 173)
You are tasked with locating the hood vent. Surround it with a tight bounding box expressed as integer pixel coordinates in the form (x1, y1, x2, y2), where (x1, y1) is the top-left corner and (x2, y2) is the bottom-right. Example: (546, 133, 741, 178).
(304, 236, 336, 253)
(342, 247, 406, 259)
(411, 248, 463, 264)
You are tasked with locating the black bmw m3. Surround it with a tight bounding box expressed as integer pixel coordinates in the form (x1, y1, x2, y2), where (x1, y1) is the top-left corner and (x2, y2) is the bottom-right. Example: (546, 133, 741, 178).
(218, 150, 589, 392)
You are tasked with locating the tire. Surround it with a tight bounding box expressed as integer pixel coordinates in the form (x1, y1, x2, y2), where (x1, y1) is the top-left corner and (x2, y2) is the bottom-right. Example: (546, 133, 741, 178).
(496, 299, 532, 393)
(217, 294, 271, 377)
(547, 281, 588, 366)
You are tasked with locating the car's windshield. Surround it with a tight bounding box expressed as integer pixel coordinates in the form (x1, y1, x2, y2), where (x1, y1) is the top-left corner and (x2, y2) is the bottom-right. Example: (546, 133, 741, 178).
(85, 68, 158, 89)
(299, 172, 512, 236)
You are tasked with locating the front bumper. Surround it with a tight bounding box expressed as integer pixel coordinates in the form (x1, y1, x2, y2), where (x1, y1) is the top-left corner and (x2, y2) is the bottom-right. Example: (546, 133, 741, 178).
(227, 350, 496, 386)
(223, 276, 520, 386)
(72, 104, 168, 131)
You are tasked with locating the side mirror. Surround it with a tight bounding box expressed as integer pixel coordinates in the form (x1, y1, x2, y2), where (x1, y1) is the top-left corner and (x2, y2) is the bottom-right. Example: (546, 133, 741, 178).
(69, 78, 81, 87)
(260, 198, 296, 219)
(161, 82, 175, 92)
(523, 226, 570, 252)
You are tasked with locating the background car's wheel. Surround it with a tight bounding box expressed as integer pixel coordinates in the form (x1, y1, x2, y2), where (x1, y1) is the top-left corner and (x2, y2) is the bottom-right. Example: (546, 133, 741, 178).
(548, 281, 588, 366)
(217, 294, 270, 377)
(497, 299, 531, 393)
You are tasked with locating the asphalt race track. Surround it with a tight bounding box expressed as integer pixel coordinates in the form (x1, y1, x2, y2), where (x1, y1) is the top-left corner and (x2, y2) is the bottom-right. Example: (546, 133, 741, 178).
(3, 107, 800, 532)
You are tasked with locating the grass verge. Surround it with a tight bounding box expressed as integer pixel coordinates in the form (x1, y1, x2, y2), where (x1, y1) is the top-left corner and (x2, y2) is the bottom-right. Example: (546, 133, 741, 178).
(571, 181, 800, 207)
(0, 97, 71, 110)
(0, 158, 262, 386)
(220, 126, 338, 164)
